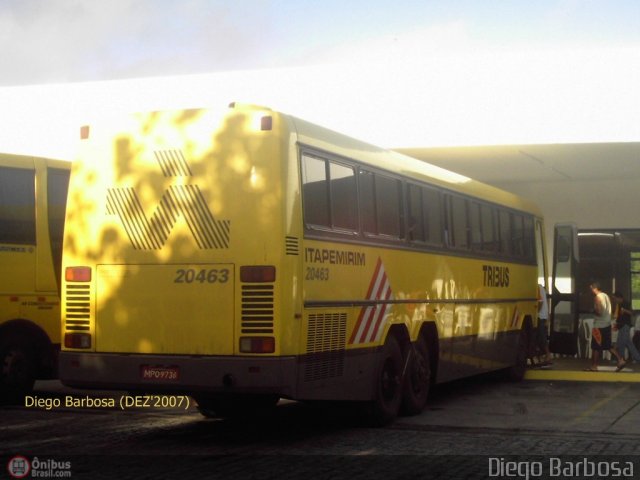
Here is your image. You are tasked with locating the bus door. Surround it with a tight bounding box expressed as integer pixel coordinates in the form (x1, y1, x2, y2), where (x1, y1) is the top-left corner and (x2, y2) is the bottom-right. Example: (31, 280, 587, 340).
(549, 223, 580, 355)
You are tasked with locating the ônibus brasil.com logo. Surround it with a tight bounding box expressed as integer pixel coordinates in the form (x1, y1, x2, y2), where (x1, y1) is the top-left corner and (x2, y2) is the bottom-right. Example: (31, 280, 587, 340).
(7, 455, 72, 478)
(7, 456, 30, 479)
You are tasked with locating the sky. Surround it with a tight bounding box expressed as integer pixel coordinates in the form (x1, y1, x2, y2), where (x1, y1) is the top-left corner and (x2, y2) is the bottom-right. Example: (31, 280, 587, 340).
(1, 0, 639, 158)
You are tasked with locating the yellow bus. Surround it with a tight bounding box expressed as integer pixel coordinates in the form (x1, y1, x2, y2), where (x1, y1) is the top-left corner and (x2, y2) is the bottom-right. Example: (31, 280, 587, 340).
(60, 104, 547, 424)
(0, 153, 70, 403)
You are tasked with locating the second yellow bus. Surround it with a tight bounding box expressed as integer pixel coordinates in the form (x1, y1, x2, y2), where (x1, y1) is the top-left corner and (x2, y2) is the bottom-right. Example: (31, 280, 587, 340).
(0, 153, 70, 403)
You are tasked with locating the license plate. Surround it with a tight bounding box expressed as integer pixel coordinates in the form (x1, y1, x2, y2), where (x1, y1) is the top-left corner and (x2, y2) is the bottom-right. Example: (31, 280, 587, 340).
(140, 365, 180, 381)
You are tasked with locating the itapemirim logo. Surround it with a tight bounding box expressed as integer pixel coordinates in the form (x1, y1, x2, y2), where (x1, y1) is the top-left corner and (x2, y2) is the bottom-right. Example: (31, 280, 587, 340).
(106, 150, 230, 250)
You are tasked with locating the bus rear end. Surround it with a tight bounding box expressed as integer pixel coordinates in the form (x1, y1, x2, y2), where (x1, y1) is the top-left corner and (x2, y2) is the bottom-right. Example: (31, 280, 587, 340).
(60, 105, 302, 408)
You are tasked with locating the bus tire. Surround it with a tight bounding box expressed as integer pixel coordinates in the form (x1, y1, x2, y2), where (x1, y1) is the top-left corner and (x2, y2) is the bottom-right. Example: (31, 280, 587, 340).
(0, 335, 36, 404)
(506, 327, 528, 382)
(400, 338, 431, 416)
(367, 334, 403, 426)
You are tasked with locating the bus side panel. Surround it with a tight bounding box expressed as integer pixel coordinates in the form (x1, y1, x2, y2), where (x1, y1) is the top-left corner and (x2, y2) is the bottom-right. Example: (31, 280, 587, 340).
(297, 238, 537, 397)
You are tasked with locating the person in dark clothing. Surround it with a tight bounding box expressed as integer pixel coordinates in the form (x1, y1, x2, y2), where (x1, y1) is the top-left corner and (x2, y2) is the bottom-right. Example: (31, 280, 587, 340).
(612, 291, 640, 364)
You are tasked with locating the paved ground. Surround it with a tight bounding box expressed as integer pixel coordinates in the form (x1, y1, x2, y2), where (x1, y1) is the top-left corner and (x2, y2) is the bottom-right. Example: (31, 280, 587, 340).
(2, 367, 640, 479)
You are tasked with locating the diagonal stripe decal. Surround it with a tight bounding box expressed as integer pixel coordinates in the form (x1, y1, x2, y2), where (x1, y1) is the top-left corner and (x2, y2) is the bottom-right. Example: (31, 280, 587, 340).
(349, 257, 393, 344)
(106, 149, 230, 250)
(154, 149, 193, 177)
(106, 185, 230, 250)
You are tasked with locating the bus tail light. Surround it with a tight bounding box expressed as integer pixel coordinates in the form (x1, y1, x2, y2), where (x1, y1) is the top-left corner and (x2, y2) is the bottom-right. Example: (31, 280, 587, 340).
(240, 265, 275, 283)
(64, 333, 92, 349)
(240, 337, 275, 354)
(65, 266, 92, 282)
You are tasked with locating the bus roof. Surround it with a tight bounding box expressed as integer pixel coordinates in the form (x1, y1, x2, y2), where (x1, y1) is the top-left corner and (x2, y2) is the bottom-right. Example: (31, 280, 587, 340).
(287, 110, 542, 217)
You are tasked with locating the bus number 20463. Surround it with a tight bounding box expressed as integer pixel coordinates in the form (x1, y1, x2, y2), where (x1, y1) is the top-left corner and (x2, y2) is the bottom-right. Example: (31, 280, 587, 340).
(306, 267, 329, 281)
(174, 268, 230, 284)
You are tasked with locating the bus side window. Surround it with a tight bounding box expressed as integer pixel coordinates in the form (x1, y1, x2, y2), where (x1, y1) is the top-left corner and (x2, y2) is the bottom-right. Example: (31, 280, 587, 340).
(302, 153, 358, 234)
(302, 154, 330, 228)
(359, 170, 376, 235)
(359, 170, 403, 240)
(481, 204, 498, 252)
(423, 187, 442, 246)
(375, 175, 403, 239)
(523, 216, 535, 261)
(329, 162, 357, 232)
(512, 214, 525, 257)
(499, 209, 512, 255)
(469, 201, 482, 251)
(407, 184, 425, 242)
(0, 166, 36, 245)
(449, 195, 469, 249)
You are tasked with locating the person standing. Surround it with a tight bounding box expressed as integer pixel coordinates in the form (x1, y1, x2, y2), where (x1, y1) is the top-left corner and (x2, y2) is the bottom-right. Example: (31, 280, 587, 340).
(586, 282, 626, 372)
(612, 291, 640, 364)
(536, 283, 552, 366)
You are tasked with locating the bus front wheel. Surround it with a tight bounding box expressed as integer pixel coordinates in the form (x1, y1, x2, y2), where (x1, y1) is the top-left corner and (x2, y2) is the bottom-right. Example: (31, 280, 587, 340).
(0, 335, 36, 404)
(367, 335, 403, 426)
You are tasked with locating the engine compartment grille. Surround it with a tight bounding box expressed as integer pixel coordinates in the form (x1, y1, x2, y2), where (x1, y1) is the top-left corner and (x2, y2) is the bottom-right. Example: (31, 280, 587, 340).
(304, 312, 346, 382)
(64, 284, 91, 332)
(241, 284, 274, 334)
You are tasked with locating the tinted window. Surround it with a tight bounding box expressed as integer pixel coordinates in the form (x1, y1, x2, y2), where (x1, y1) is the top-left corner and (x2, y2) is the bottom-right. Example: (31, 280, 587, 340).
(469, 202, 482, 250)
(481, 204, 498, 252)
(359, 171, 402, 238)
(512, 214, 525, 256)
(450, 196, 468, 249)
(329, 162, 357, 231)
(407, 184, 425, 242)
(300, 148, 534, 263)
(0, 167, 35, 244)
(423, 187, 442, 245)
(523, 216, 534, 260)
(359, 170, 376, 234)
(375, 175, 402, 238)
(302, 155, 329, 227)
(499, 210, 511, 254)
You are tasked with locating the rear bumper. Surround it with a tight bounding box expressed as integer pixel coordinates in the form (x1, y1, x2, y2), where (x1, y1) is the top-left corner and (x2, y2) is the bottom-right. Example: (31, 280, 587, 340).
(60, 352, 298, 398)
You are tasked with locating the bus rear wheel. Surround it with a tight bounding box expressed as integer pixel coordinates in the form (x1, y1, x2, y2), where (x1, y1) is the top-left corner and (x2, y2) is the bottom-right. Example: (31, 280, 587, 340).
(367, 335, 403, 426)
(401, 339, 431, 416)
(0, 335, 36, 404)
